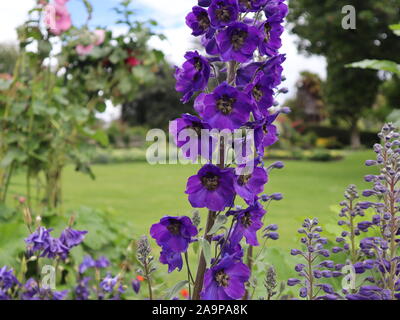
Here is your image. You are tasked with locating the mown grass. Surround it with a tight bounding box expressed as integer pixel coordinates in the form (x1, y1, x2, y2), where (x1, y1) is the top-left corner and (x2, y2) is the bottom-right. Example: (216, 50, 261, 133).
(10, 149, 375, 251)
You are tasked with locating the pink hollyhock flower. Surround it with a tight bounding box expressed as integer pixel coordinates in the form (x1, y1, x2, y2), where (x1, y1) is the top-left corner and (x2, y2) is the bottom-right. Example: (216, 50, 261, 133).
(93, 29, 106, 46)
(55, 0, 69, 4)
(45, 3, 72, 35)
(76, 44, 94, 56)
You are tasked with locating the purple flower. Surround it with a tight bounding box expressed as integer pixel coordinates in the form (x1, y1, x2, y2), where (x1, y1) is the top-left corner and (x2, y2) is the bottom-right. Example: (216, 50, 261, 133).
(258, 19, 283, 57)
(245, 73, 275, 115)
(132, 279, 141, 294)
(59, 227, 87, 248)
(0, 266, 19, 291)
(186, 164, 235, 211)
(100, 274, 119, 293)
(22, 278, 68, 300)
(287, 278, 300, 286)
(264, 0, 288, 21)
(234, 161, 268, 204)
(79, 256, 96, 274)
(175, 51, 211, 103)
(169, 113, 215, 161)
(201, 256, 250, 300)
(74, 277, 91, 300)
(238, 0, 268, 12)
(216, 22, 261, 63)
(252, 113, 279, 155)
(95, 256, 111, 269)
(25, 226, 52, 253)
(160, 249, 184, 273)
(208, 0, 239, 28)
(230, 202, 266, 246)
(236, 54, 285, 88)
(194, 82, 254, 130)
(186, 6, 213, 37)
(41, 237, 69, 259)
(346, 286, 392, 300)
(150, 216, 198, 253)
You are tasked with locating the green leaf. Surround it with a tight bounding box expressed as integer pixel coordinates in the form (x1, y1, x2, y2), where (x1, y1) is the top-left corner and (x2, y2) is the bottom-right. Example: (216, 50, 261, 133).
(163, 280, 189, 300)
(346, 59, 400, 75)
(199, 238, 212, 268)
(207, 215, 228, 235)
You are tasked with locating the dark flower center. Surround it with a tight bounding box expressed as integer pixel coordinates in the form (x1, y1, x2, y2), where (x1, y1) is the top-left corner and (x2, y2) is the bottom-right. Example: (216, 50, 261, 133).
(215, 7, 232, 22)
(194, 58, 203, 71)
(263, 125, 269, 135)
(241, 212, 252, 228)
(198, 11, 211, 30)
(201, 173, 219, 191)
(252, 85, 263, 101)
(264, 23, 272, 42)
(238, 174, 252, 186)
(217, 95, 236, 115)
(167, 221, 182, 236)
(215, 270, 230, 287)
(231, 30, 248, 50)
(239, 0, 252, 9)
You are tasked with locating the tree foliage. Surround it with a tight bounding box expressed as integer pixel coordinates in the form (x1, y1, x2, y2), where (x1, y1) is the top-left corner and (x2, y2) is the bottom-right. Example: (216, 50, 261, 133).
(287, 0, 400, 146)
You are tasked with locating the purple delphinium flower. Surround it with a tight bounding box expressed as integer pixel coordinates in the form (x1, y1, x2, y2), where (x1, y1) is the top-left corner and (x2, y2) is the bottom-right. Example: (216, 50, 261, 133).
(208, 0, 239, 28)
(160, 249, 184, 273)
(252, 113, 279, 155)
(175, 51, 211, 103)
(258, 19, 283, 57)
(234, 160, 268, 204)
(59, 227, 87, 248)
(201, 255, 250, 300)
(229, 202, 266, 246)
(194, 82, 254, 130)
(186, 6, 213, 37)
(185, 164, 235, 211)
(236, 54, 285, 88)
(169, 113, 215, 161)
(238, 0, 268, 12)
(216, 22, 261, 63)
(264, 0, 288, 21)
(245, 73, 274, 116)
(150, 216, 198, 253)
(346, 286, 392, 300)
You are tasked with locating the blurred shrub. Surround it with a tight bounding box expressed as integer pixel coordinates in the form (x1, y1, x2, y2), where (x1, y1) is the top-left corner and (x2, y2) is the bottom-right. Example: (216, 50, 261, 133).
(304, 126, 379, 148)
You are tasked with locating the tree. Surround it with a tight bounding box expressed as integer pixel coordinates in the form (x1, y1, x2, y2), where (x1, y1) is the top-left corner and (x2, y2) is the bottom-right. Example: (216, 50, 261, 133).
(287, 0, 400, 148)
(121, 64, 193, 129)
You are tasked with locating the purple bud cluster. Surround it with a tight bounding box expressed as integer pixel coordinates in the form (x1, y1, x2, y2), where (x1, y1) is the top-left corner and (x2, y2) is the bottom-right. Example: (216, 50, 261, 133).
(288, 218, 343, 300)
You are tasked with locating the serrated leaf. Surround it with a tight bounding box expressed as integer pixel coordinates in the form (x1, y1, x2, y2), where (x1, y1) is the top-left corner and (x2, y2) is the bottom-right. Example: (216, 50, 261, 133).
(207, 215, 228, 235)
(163, 280, 189, 300)
(346, 59, 400, 75)
(199, 238, 212, 268)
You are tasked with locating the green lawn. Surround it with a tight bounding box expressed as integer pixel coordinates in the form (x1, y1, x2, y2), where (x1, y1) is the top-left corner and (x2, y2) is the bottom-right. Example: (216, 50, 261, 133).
(10, 150, 376, 252)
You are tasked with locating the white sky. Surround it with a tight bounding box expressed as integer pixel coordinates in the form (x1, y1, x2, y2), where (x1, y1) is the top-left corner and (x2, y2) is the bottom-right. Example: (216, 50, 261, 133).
(1, 0, 326, 119)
